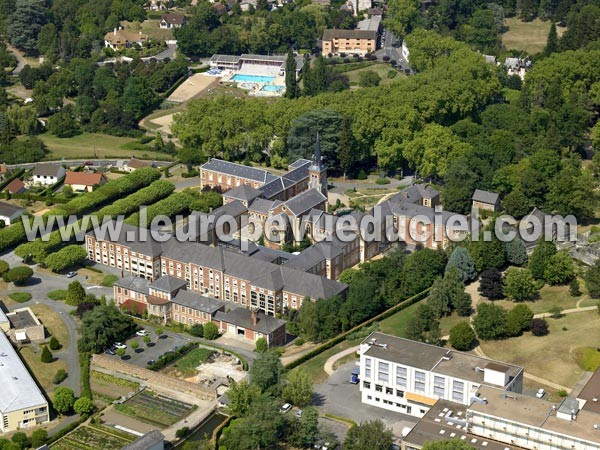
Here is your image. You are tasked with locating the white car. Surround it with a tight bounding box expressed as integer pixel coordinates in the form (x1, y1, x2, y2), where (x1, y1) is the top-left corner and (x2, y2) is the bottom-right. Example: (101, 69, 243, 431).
(113, 342, 127, 349)
(536, 388, 546, 398)
(280, 403, 292, 413)
(136, 330, 148, 337)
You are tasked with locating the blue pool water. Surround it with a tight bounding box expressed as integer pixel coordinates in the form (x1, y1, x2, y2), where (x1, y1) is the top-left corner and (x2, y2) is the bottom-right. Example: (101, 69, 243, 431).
(231, 74, 275, 83)
(261, 84, 285, 92)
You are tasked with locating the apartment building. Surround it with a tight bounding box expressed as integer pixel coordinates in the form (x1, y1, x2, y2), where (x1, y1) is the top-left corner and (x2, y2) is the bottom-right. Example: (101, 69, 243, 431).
(322, 29, 378, 55)
(0, 331, 49, 433)
(359, 333, 524, 418)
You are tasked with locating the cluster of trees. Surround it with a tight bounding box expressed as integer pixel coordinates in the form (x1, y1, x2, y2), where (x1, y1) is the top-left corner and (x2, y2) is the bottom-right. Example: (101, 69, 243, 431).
(0, 428, 48, 450)
(472, 302, 544, 340)
(287, 248, 446, 342)
(53, 386, 94, 416)
(78, 303, 136, 353)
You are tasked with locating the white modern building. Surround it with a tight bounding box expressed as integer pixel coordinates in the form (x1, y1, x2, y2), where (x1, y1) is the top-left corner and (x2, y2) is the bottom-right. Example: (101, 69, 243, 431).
(0, 331, 49, 432)
(359, 332, 524, 418)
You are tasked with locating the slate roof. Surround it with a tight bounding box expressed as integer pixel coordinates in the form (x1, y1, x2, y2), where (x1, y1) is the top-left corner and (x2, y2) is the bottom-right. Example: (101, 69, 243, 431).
(283, 188, 327, 216)
(322, 29, 377, 40)
(171, 290, 226, 314)
(0, 201, 25, 218)
(87, 220, 166, 257)
(114, 275, 151, 295)
(150, 275, 187, 293)
(121, 430, 165, 450)
(223, 184, 263, 203)
(200, 159, 277, 184)
(161, 13, 185, 24)
(214, 308, 286, 335)
(399, 183, 439, 204)
(33, 163, 63, 178)
(249, 198, 280, 215)
(288, 158, 311, 169)
(472, 189, 500, 205)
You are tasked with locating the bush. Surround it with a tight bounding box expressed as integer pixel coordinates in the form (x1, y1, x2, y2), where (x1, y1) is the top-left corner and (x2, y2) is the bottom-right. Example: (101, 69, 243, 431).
(558, 388, 568, 397)
(549, 305, 563, 319)
(53, 369, 68, 384)
(255, 337, 268, 353)
(188, 323, 204, 337)
(294, 337, 305, 346)
(148, 342, 197, 371)
(73, 397, 95, 416)
(6, 266, 33, 285)
(449, 321, 477, 351)
(41, 345, 53, 363)
(356, 169, 368, 180)
(11, 432, 29, 449)
(530, 318, 549, 336)
(49, 335, 60, 350)
(44, 245, 87, 272)
(176, 427, 190, 439)
(8, 292, 32, 303)
(30, 429, 48, 448)
(203, 322, 219, 340)
(0, 259, 8, 275)
(375, 177, 390, 185)
(53, 387, 75, 414)
(569, 279, 581, 296)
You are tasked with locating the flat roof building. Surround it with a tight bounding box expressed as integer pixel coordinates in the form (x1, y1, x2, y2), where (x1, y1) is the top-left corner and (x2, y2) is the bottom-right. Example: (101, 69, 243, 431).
(0, 331, 49, 432)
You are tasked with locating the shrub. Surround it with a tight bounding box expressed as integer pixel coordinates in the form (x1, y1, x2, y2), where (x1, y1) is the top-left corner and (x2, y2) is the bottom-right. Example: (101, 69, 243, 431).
(49, 336, 60, 350)
(176, 427, 190, 438)
(53, 387, 75, 414)
(188, 323, 204, 337)
(0, 259, 8, 275)
(569, 279, 581, 296)
(44, 245, 87, 272)
(203, 322, 219, 340)
(148, 342, 196, 371)
(294, 337, 305, 346)
(557, 389, 568, 397)
(30, 429, 48, 448)
(41, 346, 53, 363)
(549, 305, 563, 319)
(11, 432, 29, 449)
(8, 292, 32, 303)
(375, 177, 390, 185)
(73, 397, 94, 416)
(449, 321, 477, 351)
(53, 369, 68, 384)
(530, 318, 549, 336)
(356, 169, 368, 180)
(255, 337, 268, 353)
(6, 266, 33, 285)
(48, 289, 67, 300)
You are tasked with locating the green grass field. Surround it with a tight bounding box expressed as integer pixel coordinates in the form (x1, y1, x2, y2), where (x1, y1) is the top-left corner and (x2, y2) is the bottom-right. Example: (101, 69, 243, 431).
(38, 133, 173, 161)
(379, 302, 420, 337)
(291, 339, 361, 384)
(167, 347, 214, 377)
(344, 63, 405, 87)
(502, 18, 566, 54)
(8, 292, 32, 303)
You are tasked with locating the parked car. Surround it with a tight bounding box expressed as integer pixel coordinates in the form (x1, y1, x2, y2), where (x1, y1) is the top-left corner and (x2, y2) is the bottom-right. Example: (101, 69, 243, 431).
(113, 342, 127, 349)
(104, 348, 116, 355)
(147, 359, 156, 366)
(136, 329, 149, 337)
(280, 403, 292, 413)
(536, 388, 546, 398)
(66, 271, 77, 278)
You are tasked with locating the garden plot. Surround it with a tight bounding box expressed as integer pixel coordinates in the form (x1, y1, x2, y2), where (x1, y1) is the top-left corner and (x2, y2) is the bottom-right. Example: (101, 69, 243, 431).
(90, 370, 139, 403)
(50, 423, 137, 450)
(115, 390, 196, 428)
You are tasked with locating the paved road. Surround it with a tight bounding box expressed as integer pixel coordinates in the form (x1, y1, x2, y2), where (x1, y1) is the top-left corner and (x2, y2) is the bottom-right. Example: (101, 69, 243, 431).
(6, 159, 172, 171)
(143, 42, 177, 62)
(328, 175, 413, 195)
(375, 29, 411, 72)
(6, 43, 26, 75)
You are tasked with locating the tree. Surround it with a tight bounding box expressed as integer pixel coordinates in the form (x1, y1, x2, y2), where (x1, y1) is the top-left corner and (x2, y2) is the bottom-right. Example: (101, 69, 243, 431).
(284, 49, 298, 99)
(585, 260, 600, 298)
(73, 396, 94, 416)
(188, 323, 204, 337)
(528, 240, 556, 279)
(506, 304, 534, 336)
(178, 147, 205, 172)
(7, 0, 47, 55)
(6, 266, 33, 285)
(449, 321, 477, 351)
(121, 77, 159, 120)
(338, 117, 358, 178)
(255, 337, 268, 353)
(289, 406, 320, 448)
(473, 303, 508, 340)
(479, 268, 504, 299)
(282, 369, 313, 407)
(502, 188, 531, 218)
(227, 380, 256, 417)
(383, 0, 420, 37)
(203, 322, 219, 340)
(66, 280, 86, 306)
(446, 246, 477, 283)
(530, 318, 549, 336)
(544, 22, 558, 56)
(78, 304, 135, 353)
(53, 387, 75, 414)
(30, 429, 48, 448)
(116, 348, 126, 358)
(47, 106, 81, 138)
(45, 245, 87, 272)
(189, 190, 222, 213)
(10, 433, 28, 450)
(544, 251, 574, 285)
(250, 351, 282, 392)
(428, 267, 472, 317)
(344, 420, 394, 450)
(505, 239, 528, 266)
(131, 340, 139, 351)
(0, 259, 8, 276)
(358, 70, 381, 87)
(504, 267, 537, 301)
(62, 185, 74, 198)
(569, 278, 581, 296)
(49, 335, 60, 350)
(41, 345, 52, 363)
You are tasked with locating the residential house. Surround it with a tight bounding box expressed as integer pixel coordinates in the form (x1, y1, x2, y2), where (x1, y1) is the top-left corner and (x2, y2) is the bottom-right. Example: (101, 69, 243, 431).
(64, 171, 107, 192)
(123, 158, 153, 173)
(212, 3, 227, 16)
(0, 331, 49, 432)
(160, 13, 186, 29)
(0, 202, 25, 226)
(3, 178, 25, 195)
(214, 308, 286, 346)
(472, 189, 500, 212)
(104, 28, 150, 51)
(32, 163, 65, 186)
(322, 29, 377, 55)
(359, 332, 523, 418)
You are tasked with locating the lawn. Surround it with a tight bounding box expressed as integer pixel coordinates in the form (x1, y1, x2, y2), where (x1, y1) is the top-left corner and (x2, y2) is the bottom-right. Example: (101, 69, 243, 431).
(37, 133, 173, 161)
(30, 304, 69, 347)
(439, 312, 466, 337)
(379, 302, 420, 337)
(291, 338, 361, 384)
(163, 347, 215, 377)
(100, 275, 119, 287)
(8, 292, 32, 303)
(48, 289, 67, 301)
(573, 347, 600, 371)
(90, 370, 140, 402)
(19, 346, 67, 390)
(343, 63, 405, 87)
(480, 312, 600, 388)
(502, 18, 566, 54)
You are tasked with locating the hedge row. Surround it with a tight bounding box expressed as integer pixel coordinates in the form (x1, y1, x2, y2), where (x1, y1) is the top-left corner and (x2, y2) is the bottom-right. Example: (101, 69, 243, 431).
(284, 287, 431, 371)
(125, 192, 195, 227)
(9, 192, 68, 203)
(14, 179, 174, 262)
(0, 168, 161, 253)
(80, 352, 92, 399)
(44, 245, 87, 272)
(148, 342, 197, 371)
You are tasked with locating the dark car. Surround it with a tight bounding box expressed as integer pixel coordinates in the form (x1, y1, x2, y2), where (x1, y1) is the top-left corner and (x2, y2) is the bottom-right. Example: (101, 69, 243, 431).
(147, 359, 156, 366)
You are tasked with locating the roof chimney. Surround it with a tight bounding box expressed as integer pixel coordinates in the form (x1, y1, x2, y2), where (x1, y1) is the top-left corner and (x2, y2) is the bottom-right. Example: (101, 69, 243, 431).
(114, 28, 117, 35)
(251, 309, 257, 326)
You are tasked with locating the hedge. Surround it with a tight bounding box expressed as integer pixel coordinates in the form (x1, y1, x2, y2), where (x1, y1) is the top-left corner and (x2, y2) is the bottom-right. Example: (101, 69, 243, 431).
(125, 192, 195, 227)
(10, 193, 68, 203)
(284, 287, 431, 370)
(44, 245, 87, 272)
(147, 342, 197, 371)
(80, 352, 92, 399)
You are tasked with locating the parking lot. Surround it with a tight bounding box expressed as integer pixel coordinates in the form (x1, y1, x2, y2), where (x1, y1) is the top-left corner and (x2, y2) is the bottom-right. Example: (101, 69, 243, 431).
(314, 361, 418, 439)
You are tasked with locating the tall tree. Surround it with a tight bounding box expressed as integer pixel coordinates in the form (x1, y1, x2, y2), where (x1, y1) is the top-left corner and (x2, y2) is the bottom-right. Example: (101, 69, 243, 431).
(284, 49, 298, 99)
(7, 0, 47, 55)
(544, 22, 558, 56)
(504, 267, 537, 301)
(282, 369, 313, 407)
(505, 239, 528, 266)
(528, 240, 556, 279)
(544, 250, 574, 285)
(344, 420, 394, 450)
(473, 303, 508, 340)
(249, 351, 282, 392)
(383, 0, 420, 37)
(585, 259, 600, 298)
(446, 246, 477, 283)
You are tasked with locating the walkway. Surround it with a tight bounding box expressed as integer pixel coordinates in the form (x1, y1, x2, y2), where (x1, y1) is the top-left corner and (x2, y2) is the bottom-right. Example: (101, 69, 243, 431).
(534, 305, 597, 319)
(323, 346, 359, 376)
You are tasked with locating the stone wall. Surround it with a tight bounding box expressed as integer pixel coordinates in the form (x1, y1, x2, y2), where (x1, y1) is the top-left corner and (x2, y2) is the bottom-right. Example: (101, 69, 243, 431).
(91, 354, 217, 400)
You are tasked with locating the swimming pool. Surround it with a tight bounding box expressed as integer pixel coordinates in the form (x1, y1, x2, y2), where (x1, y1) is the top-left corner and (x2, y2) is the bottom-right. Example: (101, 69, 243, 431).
(260, 84, 285, 92)
(231, 74, 275, 83)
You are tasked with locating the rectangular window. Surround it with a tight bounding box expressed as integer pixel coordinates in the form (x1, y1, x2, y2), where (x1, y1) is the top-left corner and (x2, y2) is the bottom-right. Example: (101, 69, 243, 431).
(375, 385, 382, 392)
(396, 366, 407, 388)
(364, 358, 372, 378)
(363, 381, 371, 389)
(378, 362, 389, 383)
(385, 387, 393, 395)
(452, 380, 464, 403)
(434, 376, 445, 397)
(414, 371, 426, 392)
